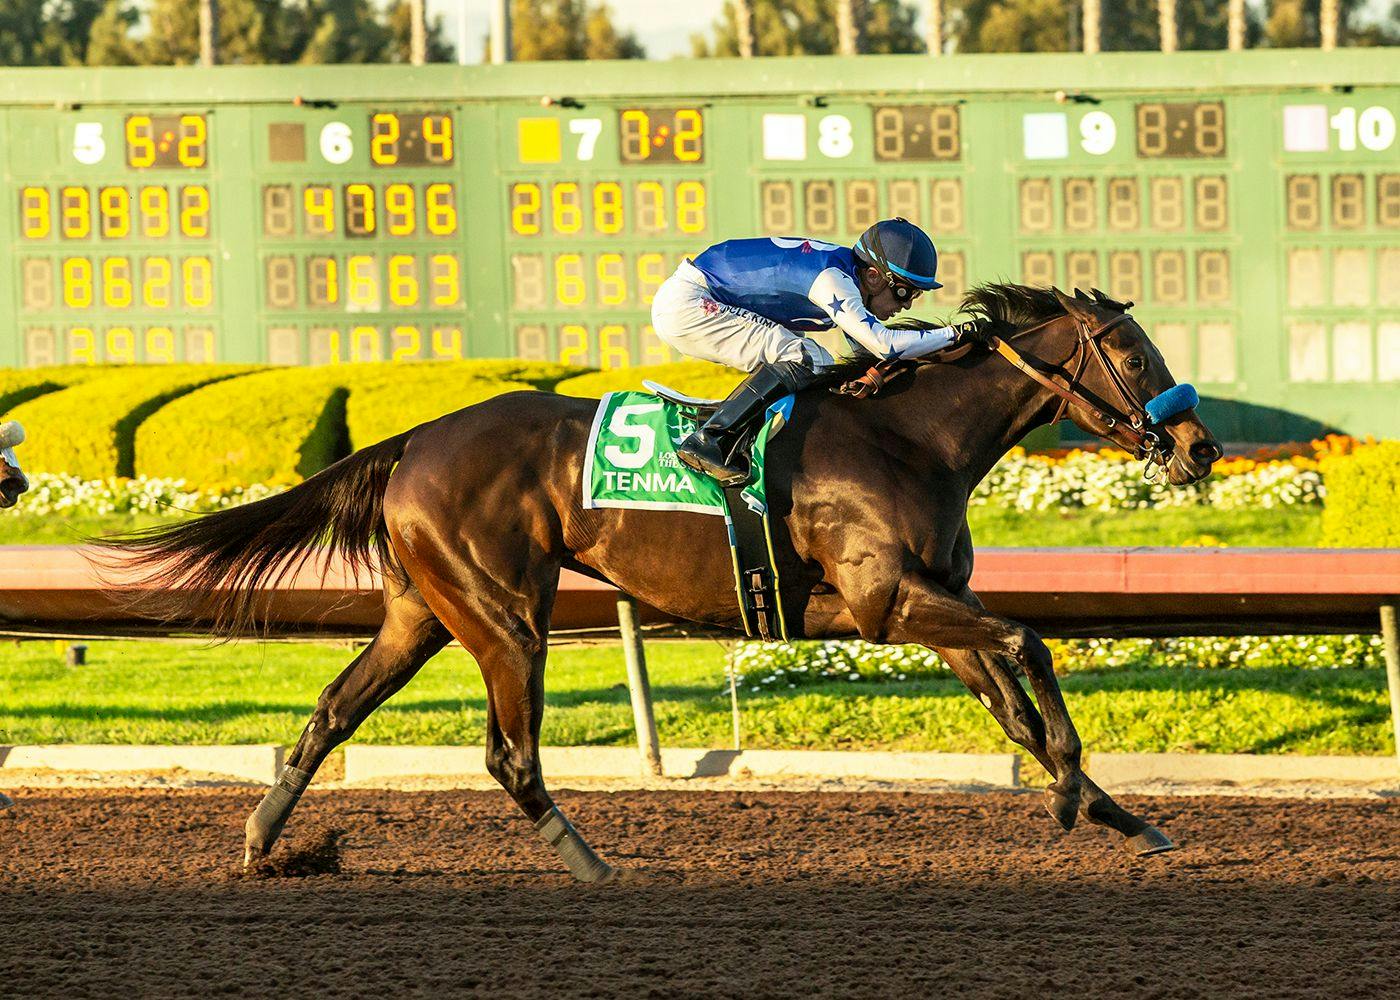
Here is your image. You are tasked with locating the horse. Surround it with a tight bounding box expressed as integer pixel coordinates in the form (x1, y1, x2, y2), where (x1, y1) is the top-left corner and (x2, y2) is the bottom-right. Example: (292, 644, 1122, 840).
(0, 420, 28, 509)
(101, 284, 1222, 881)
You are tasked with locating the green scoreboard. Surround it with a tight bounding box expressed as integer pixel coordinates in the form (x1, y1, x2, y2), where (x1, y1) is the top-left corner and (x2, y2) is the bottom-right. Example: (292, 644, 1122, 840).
(1, 50, 1396, 439)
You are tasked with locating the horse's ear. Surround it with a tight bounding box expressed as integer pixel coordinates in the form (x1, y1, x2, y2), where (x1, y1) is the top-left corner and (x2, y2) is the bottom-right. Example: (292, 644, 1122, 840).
(1073, 288, 1092, 303)
(1052, 287, 1095, 322)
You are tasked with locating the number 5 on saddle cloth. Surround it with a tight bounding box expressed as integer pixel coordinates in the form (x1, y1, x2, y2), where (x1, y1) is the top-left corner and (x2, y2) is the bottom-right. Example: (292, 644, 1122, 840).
(582, 385, 796, 641)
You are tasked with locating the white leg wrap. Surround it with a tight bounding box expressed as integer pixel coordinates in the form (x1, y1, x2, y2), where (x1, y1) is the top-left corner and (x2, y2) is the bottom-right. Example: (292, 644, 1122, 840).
(534, 806, 614, 883)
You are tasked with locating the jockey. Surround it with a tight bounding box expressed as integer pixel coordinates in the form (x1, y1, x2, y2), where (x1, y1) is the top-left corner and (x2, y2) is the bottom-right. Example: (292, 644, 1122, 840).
(651, 217, 986, 486)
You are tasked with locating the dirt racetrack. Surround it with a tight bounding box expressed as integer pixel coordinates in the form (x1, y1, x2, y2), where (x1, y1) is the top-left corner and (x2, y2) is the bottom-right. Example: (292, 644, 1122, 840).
(2, 786, 1397, 999)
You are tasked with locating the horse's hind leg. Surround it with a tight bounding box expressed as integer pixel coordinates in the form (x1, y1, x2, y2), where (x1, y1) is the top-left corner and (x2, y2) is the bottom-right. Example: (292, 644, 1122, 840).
(244, 584, 449, 867)
(935, 646, 1175, 857)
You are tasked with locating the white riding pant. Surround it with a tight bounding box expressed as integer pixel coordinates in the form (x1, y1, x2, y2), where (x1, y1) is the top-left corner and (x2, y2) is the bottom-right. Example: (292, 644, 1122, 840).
(651, 261, 834, 373)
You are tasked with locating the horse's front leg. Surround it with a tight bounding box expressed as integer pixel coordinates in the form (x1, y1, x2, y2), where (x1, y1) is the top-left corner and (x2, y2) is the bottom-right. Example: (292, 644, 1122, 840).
(851, 570, 1087, 829)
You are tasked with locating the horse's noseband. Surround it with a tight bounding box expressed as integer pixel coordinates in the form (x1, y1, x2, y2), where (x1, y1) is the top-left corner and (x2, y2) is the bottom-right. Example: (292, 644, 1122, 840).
(988, 312, 1198, 477)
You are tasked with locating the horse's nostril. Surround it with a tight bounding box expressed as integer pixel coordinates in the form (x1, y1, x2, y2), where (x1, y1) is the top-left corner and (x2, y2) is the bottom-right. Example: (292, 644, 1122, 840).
(1190, 441, 1223, 465)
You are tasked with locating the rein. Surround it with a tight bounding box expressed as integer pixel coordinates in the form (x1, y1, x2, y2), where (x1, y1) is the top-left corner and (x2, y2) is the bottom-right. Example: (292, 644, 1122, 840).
(987, 310, 1171, 475)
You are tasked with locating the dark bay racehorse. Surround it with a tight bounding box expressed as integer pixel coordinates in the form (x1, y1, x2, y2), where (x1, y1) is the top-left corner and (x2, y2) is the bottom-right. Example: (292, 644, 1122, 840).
(103, 285, 1221, 881)
(0, 420, 28, 509)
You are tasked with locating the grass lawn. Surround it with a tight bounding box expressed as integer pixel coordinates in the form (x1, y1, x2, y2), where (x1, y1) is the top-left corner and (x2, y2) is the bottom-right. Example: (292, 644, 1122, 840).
(2, 505, 1322, 548)
(1, 638, 1389, 757)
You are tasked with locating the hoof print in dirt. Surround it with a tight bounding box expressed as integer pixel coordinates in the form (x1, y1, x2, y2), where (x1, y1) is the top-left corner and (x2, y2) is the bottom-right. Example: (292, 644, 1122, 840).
(244, 827, 346, 878)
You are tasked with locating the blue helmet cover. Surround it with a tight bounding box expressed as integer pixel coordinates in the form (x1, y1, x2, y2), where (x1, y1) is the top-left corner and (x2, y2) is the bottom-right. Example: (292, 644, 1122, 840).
(1144, 383, 1199, 424)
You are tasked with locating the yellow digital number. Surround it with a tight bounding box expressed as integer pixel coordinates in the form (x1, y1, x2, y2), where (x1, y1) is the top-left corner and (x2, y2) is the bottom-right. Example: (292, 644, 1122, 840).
(424, 115, 453, 164)
(559, 324, 589, 366)
(388, 254, 419, 307)
(102, 257, 133, 308)
(554, 254, 586, 306)
(304, 185, 335, 236)
(552, 182, 583, 235)
(371, 113, 400, 166)
(178, 115, 207, 167)
(432, 326, 462, 359)
(426, 183, 457, 236)
(126, 115, 155, 168)
(621, 110, 650, 161)
(676, 181, 706, 234)
(593, 182, 624, 235)
(182, 256, 213, 308)
(140, 187, 170, 238)
(308, 256, 340, 306)
(637, 252, 667, 305)
(145, 326, 176, 363)
(187, 327, 215, 362)
(510, 182, 541, 236)
(61, 187, 90, 239)
(347, 254, 379, 309)
(62, 257, 93, 308)
(599, 324, 629, 369)
(346, 183, 376, 236)
(391, 325, 422, 361)
(674, 109, 703, 162)
(596, 253, 627, 305)
(21, 187, 50, 239)
(179, 185, 210, 238)
(430, 254, 460, 306)
(143, 257, 172, 309)
(386, 183, 415, 236)
(106, 327, 136, 364)
(99, 187, 131, 239)
(68, 327, 97, 364)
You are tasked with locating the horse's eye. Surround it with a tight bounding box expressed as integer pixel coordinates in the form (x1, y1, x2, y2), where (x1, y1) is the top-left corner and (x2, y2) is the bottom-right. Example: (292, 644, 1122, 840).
(1125, 356, 1145, 372)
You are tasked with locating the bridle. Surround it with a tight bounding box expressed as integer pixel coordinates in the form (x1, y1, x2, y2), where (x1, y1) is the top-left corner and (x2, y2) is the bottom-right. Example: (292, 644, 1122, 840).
(987, 308, 1171, 477)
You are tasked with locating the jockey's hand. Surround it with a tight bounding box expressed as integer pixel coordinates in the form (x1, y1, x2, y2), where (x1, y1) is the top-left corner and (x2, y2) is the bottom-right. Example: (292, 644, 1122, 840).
(950, 318, 995, 346)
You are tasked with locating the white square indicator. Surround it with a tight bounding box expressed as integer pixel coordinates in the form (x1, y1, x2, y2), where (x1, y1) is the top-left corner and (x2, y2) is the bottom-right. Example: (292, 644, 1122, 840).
(762, 114, 807, 161)
(1022, 113, 1068, 160)
(1283, 105, 1329, 152)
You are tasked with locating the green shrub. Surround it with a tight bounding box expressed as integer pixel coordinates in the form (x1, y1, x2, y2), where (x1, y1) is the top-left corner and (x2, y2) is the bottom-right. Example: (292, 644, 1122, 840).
(345, 369, 535, 448)
(1321, 441, 1400, 547)
(7, 365, 256, 479)
(136, 367, 345, 486)
(398, 359, 586, 390)
(554, 361, 743, 401)
(0, 366, 106, 416)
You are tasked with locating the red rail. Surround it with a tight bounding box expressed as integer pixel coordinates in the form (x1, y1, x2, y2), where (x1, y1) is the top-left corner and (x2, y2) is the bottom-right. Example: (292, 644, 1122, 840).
(0, 545, 1395, 638)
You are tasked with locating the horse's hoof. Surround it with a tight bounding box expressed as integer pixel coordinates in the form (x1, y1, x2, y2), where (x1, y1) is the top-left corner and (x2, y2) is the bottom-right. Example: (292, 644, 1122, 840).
(243, 842, 269, 869)
(1045, 785, 1080, 831)
(1124, 825, 1176, 857)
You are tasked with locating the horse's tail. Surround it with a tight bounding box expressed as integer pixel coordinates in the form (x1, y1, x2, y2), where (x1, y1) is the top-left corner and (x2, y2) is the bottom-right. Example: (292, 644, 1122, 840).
(93, 432, 411, 638)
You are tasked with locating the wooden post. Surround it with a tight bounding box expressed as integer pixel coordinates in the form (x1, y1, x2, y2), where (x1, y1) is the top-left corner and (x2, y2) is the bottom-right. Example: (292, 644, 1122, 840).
(1228, 0, 1246, 51)
(1381, 605, 1400, 763)
(617, 597, 662, 776)
(199, 0, 219, 66)
(1158, 0, 1177, 53)
(735, 0, 755, 58)
(489, 0, 512, 64)
(927, 0, 943, 56)
(409, 0, 426, 66)
(1082, 0, 1100, 54)
(836, 0, 861, 56)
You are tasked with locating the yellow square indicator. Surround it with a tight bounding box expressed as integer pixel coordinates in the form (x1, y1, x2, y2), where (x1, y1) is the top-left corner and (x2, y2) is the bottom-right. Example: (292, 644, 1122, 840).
(517, 118, 562, 164)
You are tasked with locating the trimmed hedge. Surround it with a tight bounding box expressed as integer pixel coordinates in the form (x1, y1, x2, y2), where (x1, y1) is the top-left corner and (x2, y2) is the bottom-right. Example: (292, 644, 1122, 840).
(1321, 441, 1400, 548)
(346, 370, 536, 448)
(0, 366, 106, 417)
(7, 365, 256, 479)
(554, 360, 743, 401)
(136, 363, 556, 485)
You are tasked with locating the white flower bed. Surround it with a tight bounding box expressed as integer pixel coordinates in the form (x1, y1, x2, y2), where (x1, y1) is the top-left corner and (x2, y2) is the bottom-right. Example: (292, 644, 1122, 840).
(728, 634, 1382, 691)
(971, 449, 1323, 512)
(7, 473, 279, 518)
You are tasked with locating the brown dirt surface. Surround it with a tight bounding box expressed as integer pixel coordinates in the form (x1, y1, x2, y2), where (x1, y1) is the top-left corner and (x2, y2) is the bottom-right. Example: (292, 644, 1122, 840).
(2, 787, 1397, 999)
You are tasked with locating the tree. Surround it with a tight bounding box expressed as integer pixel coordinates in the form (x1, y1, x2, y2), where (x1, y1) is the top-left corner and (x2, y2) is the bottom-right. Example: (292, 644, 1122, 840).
(505, 0, 645, 60)
(85, 0, 140, 65)
(1262, 0, 1393, 47)
(693, 0, 921, 57)
(385, 0, 455, 63)
(0, 0, 108, 65)
(967, 0, 1071, 53)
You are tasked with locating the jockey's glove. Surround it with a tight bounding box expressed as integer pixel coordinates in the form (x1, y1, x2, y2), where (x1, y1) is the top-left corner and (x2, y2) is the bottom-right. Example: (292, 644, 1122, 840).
(950, 318, 995, 346)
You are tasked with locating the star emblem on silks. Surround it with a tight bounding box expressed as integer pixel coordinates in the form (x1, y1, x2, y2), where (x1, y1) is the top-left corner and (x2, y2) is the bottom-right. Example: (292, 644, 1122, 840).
(861, 313, 880, 331)
(882, 344, 903, 362)
(701, 298, 720, 317)
(827, 295, 844, 317)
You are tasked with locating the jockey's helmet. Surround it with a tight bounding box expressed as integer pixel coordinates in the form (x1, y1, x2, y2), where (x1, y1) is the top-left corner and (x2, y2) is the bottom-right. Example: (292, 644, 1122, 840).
(853, 218, 943, 293)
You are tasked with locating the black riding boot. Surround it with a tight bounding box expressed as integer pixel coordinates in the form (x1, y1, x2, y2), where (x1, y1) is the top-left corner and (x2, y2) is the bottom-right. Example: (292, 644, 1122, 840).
(677, 361, 815, 487)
